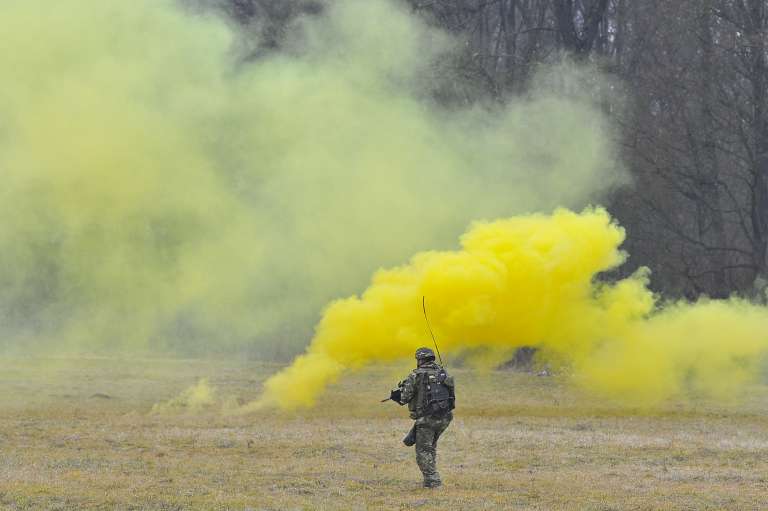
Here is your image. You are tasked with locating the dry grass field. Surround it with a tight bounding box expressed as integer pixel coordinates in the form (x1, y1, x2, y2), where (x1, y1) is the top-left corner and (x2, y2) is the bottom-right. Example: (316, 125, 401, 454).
(1, 356, 767, 510)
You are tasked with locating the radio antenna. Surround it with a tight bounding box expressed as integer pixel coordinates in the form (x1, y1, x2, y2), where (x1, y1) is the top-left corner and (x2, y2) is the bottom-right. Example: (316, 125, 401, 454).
(422, 296, 444, 365)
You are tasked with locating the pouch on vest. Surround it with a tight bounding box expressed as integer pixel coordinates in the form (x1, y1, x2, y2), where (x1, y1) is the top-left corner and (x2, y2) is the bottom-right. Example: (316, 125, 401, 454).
(423, 368, 455, 415)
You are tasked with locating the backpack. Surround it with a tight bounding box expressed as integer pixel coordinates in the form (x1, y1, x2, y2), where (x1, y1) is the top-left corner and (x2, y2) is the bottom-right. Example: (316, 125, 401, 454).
(418, 366, 455, 416)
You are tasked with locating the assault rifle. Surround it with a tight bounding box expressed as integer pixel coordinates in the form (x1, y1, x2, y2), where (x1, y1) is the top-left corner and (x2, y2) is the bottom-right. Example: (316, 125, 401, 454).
(380, 387, 405, 404)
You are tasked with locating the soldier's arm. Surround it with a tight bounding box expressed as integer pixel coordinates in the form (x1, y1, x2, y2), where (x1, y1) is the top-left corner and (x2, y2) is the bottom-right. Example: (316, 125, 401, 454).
(398, 372, 418, 404)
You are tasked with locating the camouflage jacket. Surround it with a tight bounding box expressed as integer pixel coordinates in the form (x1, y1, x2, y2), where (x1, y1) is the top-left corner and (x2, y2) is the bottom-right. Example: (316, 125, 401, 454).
(398, 361, 454, 421)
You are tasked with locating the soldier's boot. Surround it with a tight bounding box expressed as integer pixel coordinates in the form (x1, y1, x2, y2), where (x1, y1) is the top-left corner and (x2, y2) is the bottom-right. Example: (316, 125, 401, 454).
(422, 452, 441, 488)
(424, 450, 441, 487)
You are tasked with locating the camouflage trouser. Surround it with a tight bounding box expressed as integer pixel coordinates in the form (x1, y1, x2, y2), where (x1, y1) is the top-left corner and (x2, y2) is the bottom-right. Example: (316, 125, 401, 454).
(414, 412, 452, 487)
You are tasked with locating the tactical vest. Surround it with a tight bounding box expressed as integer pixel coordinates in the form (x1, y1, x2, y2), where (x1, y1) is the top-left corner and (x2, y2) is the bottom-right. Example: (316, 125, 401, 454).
(409, 364, 455, 418)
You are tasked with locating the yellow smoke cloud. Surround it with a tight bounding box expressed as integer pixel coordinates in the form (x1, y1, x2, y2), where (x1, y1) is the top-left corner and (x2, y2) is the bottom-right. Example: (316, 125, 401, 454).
(258, 208, 768, 409)
(151, 378, 217, 414)
(4, 0, 760, 409)
(0, 0, 623, 356)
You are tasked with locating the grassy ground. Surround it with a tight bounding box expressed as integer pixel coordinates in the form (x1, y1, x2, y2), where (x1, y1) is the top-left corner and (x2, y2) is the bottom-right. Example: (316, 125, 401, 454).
(0, 357, 767, 510)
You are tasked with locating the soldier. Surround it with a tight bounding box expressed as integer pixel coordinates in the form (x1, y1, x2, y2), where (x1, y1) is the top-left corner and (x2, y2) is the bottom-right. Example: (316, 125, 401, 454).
(395, 347, 455, 488)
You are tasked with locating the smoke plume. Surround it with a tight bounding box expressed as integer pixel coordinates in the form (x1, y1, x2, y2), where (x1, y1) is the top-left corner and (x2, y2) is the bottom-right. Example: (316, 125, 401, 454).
(0, 0, 622, 356)
(258, 208, 768, 409)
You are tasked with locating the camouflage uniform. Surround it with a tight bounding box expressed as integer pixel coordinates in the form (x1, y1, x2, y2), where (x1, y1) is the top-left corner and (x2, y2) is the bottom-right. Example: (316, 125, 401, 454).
(398, 352, 454, 488)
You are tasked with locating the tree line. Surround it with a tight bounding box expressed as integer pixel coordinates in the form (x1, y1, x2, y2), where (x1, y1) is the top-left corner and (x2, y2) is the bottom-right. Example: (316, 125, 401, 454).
(221, 0, 768, 301)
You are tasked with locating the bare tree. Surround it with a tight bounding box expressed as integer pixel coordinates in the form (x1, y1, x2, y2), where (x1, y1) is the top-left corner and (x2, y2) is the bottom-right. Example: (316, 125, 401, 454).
(213, 0, 768, 301)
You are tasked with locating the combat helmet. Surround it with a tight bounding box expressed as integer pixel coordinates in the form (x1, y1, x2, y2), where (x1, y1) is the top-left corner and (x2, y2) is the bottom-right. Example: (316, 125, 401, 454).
(415, 347, 436, 362)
